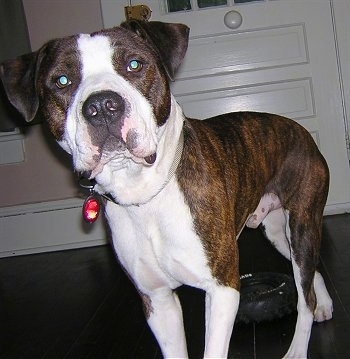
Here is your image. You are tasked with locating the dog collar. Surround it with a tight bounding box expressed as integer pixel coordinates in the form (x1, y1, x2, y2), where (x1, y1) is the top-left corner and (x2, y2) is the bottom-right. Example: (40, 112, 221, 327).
(80, 130, 184, 223)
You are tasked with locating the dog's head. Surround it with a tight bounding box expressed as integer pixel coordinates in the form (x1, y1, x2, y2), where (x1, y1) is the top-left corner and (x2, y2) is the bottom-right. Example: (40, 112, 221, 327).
(0, 21, 189, 178)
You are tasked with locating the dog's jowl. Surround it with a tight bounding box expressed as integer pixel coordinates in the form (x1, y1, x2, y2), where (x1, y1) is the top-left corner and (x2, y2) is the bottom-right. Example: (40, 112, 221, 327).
(0, 20, 333, 358)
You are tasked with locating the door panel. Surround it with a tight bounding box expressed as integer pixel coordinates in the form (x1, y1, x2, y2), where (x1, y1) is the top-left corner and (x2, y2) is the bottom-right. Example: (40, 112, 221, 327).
(101, 0, 350, 212)
(178, 24, 308, 78)
(175, 78, 314, 121)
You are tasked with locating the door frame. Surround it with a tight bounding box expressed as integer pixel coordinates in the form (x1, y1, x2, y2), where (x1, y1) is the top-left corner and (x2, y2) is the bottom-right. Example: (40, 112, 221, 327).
(332, 0, 350, 161)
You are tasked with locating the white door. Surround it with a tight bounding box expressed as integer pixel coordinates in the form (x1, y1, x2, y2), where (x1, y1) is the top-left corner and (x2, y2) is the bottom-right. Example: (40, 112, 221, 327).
(101, 0, 350, 214)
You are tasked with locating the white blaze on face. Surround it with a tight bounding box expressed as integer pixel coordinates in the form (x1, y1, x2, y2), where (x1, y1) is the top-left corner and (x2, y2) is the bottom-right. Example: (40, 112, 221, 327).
(61, 33, 158, 174)
(78, 34, 115, 76)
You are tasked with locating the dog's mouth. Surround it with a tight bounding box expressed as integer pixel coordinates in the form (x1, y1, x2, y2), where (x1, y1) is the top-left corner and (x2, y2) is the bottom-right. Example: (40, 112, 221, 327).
(71, 119, 158, 179)
(80, 150, 157, 180)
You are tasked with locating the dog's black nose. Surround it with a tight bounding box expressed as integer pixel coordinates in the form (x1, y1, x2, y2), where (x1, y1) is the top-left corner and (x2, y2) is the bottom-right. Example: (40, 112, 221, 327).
(82, 91, 125, 126)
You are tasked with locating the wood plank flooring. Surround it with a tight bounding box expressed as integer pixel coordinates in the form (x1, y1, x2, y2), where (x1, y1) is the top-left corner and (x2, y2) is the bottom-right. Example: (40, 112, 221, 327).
(0, 213, 349, 358)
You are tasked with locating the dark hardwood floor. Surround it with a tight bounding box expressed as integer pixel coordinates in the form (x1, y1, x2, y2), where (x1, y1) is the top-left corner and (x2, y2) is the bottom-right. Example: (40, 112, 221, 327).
(0, 213, 349, 358)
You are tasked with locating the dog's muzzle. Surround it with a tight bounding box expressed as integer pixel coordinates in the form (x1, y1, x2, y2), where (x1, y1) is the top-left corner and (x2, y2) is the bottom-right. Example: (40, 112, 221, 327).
(81, 90, 157, 166)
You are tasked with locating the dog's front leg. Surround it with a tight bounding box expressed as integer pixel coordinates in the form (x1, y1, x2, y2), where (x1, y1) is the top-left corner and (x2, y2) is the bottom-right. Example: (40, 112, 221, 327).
(204, 285, 240, 358)
(145, 287, 188, 358)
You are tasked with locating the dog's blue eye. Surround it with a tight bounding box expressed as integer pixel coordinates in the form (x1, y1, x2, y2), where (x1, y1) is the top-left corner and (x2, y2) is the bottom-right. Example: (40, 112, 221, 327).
(56, 75, 71, 89)
(127, 59, 143, 72)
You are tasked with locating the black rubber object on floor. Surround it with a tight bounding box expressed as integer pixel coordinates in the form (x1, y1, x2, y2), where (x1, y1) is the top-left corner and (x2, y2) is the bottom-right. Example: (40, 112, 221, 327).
(236, 272, 297, 323)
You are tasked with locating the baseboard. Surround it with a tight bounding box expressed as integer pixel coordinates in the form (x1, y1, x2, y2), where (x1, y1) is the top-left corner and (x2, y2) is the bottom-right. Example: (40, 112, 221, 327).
(324, 202, 350, 216)
(0, 198, 108, 258)
(0, 197, 348, 258)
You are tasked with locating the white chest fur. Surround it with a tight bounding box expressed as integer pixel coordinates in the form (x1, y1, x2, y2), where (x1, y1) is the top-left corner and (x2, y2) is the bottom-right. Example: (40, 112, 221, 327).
(104, 178, 213, 294)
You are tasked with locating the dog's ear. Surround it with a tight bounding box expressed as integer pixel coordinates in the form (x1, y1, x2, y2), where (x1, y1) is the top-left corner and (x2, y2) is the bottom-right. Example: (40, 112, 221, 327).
(0, 44, 47, 123)
(121, 20, 189, 81)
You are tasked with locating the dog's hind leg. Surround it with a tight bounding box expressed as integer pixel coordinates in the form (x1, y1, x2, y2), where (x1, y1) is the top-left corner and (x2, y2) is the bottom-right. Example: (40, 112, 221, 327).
(262, 208, 312, 358)
(262, 208, 332, 323)
(261, 207, 291, 260)
(262, 208, 333, 358)
(285, 258, 314, 359)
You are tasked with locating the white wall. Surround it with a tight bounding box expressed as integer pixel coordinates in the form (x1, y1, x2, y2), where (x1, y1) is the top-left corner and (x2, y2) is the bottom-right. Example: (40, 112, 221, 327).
(0, 0, 108, 257)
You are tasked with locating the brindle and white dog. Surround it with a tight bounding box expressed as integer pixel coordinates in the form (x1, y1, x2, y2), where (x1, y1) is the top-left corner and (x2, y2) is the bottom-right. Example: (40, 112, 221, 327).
(0, 21, 333, 358)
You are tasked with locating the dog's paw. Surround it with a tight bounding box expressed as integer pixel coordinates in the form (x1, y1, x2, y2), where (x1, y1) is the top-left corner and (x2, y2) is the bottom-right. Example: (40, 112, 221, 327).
(313, 271, 333, 322)
(314, 301, 333, 322)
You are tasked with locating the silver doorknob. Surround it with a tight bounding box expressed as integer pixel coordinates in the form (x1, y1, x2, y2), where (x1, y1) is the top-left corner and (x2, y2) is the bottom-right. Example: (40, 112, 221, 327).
(224, 10, 243, 29)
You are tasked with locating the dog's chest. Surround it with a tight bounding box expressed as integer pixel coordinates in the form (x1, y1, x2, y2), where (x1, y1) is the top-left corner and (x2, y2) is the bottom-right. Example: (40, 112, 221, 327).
(105, 179, 213, 291)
